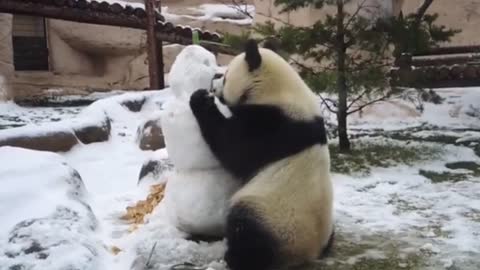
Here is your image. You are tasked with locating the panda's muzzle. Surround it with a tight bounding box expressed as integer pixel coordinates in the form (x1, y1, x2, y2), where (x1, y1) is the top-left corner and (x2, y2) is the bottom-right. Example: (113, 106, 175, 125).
(218, 95, 226, 105)
(210, 73, 225, 100)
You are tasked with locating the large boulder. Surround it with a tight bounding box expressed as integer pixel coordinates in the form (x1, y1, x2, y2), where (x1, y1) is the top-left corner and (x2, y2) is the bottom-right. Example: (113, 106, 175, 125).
(138, 149, 173, 185)
(0, 113, 111, 152)
(0, 147, 100, 270)
(0, 130, 79, 152)
(136, 118, 165, 151)
(74, 117, 111, 144)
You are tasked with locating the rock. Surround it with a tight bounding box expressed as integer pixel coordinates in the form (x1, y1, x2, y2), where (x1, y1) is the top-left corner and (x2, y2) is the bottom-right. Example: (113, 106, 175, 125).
(122, 97, 146, 112)
(136, 118, 165, 151)
(0, 147, 100, 270)
(0, 115, 112, 152)
(138, 150, 174, 184)
(74, 117, 111, 144)
(0, 131, 79, 152)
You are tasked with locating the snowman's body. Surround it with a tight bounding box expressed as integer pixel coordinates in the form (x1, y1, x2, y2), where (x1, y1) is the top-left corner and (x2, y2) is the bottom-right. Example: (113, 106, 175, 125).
(160, 45, 239, 237)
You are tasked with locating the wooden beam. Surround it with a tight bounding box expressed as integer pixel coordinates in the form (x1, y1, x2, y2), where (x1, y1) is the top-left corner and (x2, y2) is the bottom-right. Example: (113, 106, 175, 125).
(412, 45, 480, 57)
(145, 0, 160, 89)
(0, 0, 237, 56)
(0, 0, 147, 30)
(156, 0, 165, 89)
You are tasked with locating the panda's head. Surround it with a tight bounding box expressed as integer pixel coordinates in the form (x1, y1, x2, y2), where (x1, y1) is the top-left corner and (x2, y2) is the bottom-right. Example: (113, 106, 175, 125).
(212, 39, 319, 119)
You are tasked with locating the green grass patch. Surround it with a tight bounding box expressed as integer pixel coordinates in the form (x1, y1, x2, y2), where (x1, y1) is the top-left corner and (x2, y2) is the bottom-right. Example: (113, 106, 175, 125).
(308, 233, 425, 270)
(389, 133, 459, 144)
(329, 139, 443, 175)
(419, 161, 480, 183)
(418, 170, 469, 183)
(445, 161, 480, 176)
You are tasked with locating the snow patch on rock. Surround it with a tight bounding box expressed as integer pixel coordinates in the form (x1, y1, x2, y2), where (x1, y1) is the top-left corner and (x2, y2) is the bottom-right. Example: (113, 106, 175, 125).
(0, 147, 102, 270)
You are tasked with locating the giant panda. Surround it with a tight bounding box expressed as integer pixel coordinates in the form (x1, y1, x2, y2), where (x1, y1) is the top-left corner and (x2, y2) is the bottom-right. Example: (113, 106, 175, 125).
(189, 39, 334, 270)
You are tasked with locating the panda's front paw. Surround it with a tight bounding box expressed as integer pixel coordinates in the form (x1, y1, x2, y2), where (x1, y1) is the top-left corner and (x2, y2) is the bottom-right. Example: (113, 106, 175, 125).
(190, 89, 215, 113)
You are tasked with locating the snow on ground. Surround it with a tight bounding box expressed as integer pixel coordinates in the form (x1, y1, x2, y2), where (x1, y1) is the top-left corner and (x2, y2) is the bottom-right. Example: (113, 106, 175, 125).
(0, 91, 127, 130)
(192, 4, 254, 24)
(163, 4, 254, 25)
(325, 87, 480, 132)
(84, 0, 254, 26)
(0, 85, 479, 270)
(331, 138, 480, 269)
(0, 147, 104, 270)
(0, 101, 82, 130)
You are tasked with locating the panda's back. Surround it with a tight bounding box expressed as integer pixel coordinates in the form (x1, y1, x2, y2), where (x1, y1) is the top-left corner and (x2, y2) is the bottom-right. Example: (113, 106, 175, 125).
(228, 144, 333, 268)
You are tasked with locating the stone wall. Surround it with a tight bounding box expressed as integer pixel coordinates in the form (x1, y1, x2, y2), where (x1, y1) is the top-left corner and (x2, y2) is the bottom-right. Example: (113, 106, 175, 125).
(253, 0, 394, 28)
(401, 0, 480, 46)
(253, 0, 479, 47)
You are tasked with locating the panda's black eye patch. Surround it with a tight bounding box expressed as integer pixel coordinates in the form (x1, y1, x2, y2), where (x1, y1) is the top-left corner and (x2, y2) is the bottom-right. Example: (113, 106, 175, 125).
(213, 73, 223, 79)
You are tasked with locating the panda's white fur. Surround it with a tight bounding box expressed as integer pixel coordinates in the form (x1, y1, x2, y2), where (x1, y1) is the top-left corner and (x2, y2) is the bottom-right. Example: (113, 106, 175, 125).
(216, 47, 320, 121)
(190, 39, 334, 270)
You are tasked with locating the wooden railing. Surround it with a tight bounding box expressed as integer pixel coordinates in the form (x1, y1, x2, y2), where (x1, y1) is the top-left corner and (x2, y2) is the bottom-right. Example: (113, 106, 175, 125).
(390, 45, 480, 88)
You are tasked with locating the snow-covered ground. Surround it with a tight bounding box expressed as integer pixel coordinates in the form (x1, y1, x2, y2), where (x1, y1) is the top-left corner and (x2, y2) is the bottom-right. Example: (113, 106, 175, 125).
(0, 86, 479, 270)
(1, 63, 480, 270)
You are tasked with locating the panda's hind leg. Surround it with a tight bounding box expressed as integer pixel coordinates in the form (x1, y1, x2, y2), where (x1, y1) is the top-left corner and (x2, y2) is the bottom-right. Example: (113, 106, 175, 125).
(319, 230, 335, 259)
(225, 202, 279, 270)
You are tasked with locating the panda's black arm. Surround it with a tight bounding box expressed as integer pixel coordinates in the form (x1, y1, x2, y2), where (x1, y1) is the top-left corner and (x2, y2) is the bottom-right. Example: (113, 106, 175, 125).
(190, 90, 327, 182)
(189, 89, 228, 145)
(215, 105, 327, 181)
(192, 95, 326, 182)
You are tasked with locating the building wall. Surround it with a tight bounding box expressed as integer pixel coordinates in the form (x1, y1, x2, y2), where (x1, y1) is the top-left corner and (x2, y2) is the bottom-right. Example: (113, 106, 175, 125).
(253, 0, 395, 27)
(0, 13, 236, 101)
(253, 0, 478, 47)
(401, 0, 480, 46)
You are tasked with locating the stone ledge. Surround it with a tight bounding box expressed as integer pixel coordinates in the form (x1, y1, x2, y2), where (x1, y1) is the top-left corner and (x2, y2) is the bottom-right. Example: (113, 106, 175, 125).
(0, 117, 111, 152)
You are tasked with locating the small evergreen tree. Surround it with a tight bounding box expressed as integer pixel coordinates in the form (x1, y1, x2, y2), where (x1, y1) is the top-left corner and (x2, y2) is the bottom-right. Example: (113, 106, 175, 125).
(224, 0, 459, 152)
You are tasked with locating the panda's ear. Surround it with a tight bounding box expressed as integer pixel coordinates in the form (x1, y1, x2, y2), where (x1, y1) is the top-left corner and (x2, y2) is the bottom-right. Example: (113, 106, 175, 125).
(244, 39, 261, 72)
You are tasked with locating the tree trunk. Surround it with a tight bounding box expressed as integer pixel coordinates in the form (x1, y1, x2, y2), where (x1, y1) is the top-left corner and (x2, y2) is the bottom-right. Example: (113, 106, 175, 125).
(335, 0, 350, 152)
(411, 0, 434, 52)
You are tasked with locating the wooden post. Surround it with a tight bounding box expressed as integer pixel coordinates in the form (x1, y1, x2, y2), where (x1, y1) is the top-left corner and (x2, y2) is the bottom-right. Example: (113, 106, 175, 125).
(145, 0, 159, 89)
(156, 0, 165, 89)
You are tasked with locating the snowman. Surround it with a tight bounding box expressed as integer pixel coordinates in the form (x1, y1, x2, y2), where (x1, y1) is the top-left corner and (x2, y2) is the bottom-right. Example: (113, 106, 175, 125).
(160, 45, 240, 239)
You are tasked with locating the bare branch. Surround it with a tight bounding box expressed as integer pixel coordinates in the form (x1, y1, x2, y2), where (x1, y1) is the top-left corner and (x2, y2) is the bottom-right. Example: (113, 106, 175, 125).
(347, 92, 390, 115)
(213, 0, 253, 19)
(255, 11, 294, 26)
(346, 88, 369, 110)
(318, 93, 339, 114)
(344, 0, 368, 30)
(415, 0, 434, 23)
